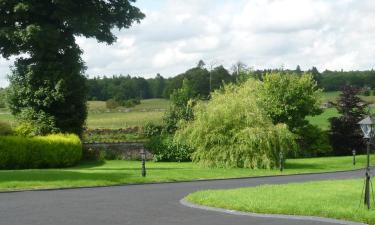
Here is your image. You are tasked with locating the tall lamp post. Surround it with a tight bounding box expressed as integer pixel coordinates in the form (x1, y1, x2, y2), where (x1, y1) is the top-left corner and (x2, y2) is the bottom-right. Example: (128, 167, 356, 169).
(358, 115, 374, 209)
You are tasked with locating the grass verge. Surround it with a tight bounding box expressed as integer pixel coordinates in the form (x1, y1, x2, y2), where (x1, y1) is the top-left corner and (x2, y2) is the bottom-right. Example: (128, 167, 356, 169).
(185, 179, 375, 224)
(0, 154, 373, 192)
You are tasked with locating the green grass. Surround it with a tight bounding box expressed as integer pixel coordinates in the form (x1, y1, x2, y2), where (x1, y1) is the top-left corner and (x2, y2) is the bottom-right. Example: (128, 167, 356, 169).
(0, 154, 373, 192)
(308, 108, 339, 130)
(186, 179, 375, 224)
(87, 111, 164, 128)
(88, 98, 170, 112)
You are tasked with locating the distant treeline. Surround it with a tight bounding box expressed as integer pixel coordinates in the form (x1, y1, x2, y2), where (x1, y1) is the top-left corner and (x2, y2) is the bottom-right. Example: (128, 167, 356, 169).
(87, 62, 233, 101)
(59, 63, 375, 101)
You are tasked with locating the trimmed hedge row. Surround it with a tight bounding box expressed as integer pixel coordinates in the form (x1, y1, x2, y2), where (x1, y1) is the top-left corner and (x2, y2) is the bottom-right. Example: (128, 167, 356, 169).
(0, 134, 82, 169)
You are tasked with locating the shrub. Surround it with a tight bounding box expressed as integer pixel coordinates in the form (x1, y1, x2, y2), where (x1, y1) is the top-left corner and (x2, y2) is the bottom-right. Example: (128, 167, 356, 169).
(122, 98, 141, 108)
(295, 125, 332, 157)
(0, 134, 82, 169)
(0, 122, 12, 136)
(14, 109, 60, 136)
(175, 79, 296, 169)
(106, 99, 120, 109)
(146, 135, 192, 162)
(143, 122, 163, 138)
(13, 122, 34, 137)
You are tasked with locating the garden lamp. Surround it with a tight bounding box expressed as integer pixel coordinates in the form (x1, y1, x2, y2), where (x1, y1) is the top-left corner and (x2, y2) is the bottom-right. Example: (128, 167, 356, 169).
(358, 115, 375, 209)
(359, 116, 375, 139)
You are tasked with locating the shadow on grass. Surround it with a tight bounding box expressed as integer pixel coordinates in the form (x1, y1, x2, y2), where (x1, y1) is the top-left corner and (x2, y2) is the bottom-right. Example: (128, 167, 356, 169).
(285, 162, 323, 170)
(0, 170, 128, 183)
(89, 167, 189, 171)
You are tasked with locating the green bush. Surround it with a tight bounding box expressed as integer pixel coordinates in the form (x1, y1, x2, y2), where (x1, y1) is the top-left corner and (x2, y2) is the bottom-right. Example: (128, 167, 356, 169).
(143, 122, 163, 137)
(106, 99, 120, 109)
(175, 79, 296, 169)
(146, 135, 192, 162)
(14, 109, 60, 136)
(0, 122, 12, 136)
(122, 98, 141, 108)
(296, 125, 332, 157)
(0, 134, 82, 169)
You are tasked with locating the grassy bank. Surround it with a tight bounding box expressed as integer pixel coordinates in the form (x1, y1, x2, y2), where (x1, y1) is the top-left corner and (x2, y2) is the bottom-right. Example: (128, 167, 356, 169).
(186, 179, 375, 224)
(0, 154, 373, 191)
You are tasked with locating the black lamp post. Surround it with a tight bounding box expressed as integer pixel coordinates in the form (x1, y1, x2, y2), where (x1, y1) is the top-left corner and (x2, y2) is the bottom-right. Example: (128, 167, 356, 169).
(141, 148, 146, 177)
(358, 115, 374, 209)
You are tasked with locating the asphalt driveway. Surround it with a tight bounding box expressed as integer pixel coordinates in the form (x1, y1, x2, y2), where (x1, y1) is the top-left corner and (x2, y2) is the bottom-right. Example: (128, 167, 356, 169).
(0, 169, 366, 225)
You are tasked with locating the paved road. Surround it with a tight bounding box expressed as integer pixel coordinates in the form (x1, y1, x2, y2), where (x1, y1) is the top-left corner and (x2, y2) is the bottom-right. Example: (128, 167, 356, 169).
(0, 170, 366, 225)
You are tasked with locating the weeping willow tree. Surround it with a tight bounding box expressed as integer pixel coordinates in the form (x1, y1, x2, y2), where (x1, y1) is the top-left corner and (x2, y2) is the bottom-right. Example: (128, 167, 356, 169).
(175, 79, 296, 169)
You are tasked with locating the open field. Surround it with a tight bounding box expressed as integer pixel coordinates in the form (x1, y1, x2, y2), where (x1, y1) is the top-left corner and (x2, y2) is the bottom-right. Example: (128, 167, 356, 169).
(87, 111, 164, 128)
(88, 98, 170, 112)
(186, 179, 375, 224)
(321, 91, 375, 104)
(0, 154, 373, 191)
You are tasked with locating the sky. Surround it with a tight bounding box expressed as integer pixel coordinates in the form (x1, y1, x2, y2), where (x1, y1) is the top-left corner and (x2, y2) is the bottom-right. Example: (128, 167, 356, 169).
(1, 0, 375, 87)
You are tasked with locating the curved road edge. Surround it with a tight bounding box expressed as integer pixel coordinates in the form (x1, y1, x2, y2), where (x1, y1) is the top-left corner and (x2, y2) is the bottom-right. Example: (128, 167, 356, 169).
(179, 198, 368, 225)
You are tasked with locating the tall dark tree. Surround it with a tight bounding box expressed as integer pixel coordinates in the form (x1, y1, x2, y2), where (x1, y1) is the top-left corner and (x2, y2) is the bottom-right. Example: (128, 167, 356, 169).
(295, 65, 302, 75)
(0, 1, 144, 135)
(329, 85, 368, 155)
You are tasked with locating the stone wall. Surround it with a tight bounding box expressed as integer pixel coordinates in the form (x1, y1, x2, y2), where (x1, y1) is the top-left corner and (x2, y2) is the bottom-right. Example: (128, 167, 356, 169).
(83, 142, 153, 160)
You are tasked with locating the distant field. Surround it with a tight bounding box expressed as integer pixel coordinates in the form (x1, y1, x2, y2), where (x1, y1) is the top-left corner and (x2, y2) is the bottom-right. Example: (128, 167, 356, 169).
(87, 111, 165, 128)
(0, 99, 170, 129)
(321, 91, 375, 103)
(309, 92, 375, 130)
(88, 98, 170, 112)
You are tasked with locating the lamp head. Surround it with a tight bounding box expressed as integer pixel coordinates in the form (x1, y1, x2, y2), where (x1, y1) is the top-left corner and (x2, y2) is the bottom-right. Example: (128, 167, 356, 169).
(358, 115, 375, 139)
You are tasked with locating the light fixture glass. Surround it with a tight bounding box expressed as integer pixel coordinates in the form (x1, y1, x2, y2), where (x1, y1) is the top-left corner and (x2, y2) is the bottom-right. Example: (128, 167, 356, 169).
(360, 124, 372, 139)
(358, 116, 375, 139)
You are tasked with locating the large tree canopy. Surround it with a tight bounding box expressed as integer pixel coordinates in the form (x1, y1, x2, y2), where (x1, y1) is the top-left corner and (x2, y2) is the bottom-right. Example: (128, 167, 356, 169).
(0, 0, 144, 135)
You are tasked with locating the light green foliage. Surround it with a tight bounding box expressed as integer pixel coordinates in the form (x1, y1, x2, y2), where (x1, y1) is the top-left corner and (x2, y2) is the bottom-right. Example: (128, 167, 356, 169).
(259, 72, 322, 132)
(0, 134, 82, 169)
(186, 179, 375, 225)
(175, 79, 296, 168)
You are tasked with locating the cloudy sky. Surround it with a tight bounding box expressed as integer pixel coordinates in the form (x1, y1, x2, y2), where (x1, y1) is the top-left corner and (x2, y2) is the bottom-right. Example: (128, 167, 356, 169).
(0, 0, 375, 87)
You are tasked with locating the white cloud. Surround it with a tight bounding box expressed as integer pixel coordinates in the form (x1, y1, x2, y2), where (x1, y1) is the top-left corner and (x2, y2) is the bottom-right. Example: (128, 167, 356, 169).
(1, 0, 375, 87)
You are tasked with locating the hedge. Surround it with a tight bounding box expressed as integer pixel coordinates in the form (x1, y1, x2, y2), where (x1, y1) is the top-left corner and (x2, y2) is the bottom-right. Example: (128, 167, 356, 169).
(0, 134, 82, 169)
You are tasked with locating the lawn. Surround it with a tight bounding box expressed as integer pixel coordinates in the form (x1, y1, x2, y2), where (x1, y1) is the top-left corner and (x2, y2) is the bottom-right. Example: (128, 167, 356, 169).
(185, 179, 375, 224)
(0, 154, 373, 192)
